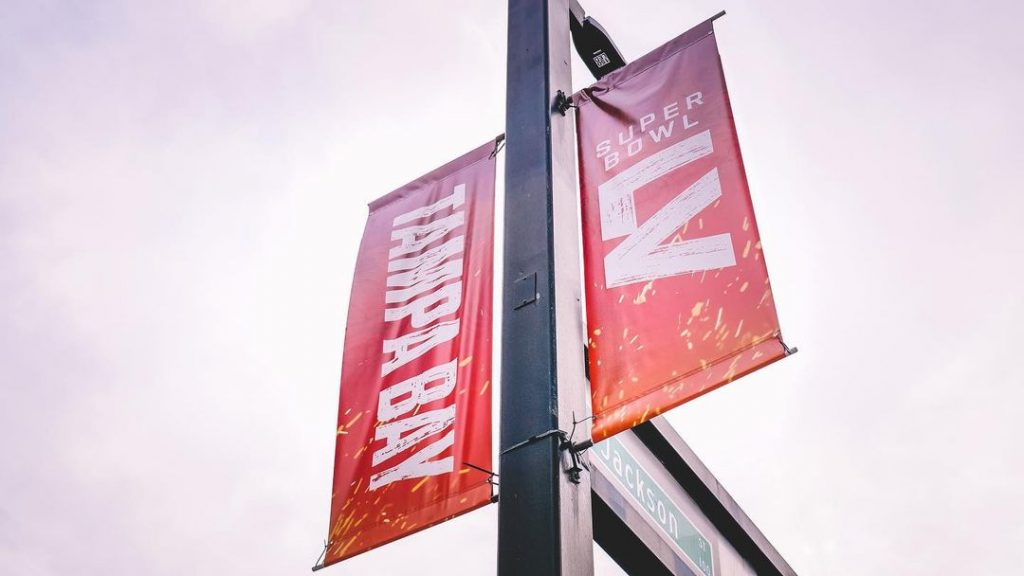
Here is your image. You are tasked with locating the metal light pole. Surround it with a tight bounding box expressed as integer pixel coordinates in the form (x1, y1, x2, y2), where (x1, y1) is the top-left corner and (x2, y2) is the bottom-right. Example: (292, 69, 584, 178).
(499, 0, 593, 574)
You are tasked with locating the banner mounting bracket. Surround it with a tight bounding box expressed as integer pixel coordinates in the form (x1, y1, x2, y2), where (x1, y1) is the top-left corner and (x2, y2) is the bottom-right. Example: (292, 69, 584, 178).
(553, 90, 576, 116)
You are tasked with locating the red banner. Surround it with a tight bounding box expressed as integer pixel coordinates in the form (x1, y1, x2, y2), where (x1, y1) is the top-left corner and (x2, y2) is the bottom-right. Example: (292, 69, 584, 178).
(325, 140, 497, 565)
(576, 19, 789, 441)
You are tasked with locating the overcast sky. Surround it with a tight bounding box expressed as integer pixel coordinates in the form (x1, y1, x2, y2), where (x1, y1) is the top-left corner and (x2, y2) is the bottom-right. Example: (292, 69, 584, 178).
(2, 0, 1023, 574)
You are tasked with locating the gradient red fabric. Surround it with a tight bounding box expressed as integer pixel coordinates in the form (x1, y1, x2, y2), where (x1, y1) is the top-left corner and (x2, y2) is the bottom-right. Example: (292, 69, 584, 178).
(325, 140, 496, 565)
(575, 20, 787, 441)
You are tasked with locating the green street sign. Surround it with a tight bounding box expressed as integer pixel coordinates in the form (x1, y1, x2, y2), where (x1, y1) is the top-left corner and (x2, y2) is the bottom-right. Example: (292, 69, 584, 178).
(594, 435, 715, 576)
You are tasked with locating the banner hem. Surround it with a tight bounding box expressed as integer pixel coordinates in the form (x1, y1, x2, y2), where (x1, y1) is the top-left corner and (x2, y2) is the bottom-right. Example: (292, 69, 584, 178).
(324, 482, 494, 566)
(592, 336, 788, 440)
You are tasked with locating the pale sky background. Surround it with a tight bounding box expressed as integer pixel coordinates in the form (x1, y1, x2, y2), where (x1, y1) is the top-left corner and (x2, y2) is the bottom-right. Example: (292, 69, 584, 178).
(2, 0, 1023, 574)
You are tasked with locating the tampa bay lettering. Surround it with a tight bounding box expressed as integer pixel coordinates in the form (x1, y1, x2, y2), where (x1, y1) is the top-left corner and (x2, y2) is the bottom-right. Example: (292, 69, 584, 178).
(369, 185, 468, 490)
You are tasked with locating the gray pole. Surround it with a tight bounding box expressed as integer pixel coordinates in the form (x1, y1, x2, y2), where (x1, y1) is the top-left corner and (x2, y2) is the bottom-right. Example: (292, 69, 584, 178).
(499, 0, 593, 574)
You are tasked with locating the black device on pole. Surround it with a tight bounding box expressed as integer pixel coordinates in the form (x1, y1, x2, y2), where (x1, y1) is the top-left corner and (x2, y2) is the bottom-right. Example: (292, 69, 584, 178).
(499, 0, 593, 574)
(569, 0, 627, 80)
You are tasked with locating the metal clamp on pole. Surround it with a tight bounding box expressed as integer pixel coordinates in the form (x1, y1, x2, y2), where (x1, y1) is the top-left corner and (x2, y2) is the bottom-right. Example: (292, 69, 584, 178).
(501, 428, 592, 485)
(559, 435, 589, 485)
(553, 90, 575, 116)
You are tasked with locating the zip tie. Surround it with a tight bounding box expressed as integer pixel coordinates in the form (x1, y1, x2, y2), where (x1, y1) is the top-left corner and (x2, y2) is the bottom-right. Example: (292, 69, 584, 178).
(781, 338, 799, 356)
(489, 134, 506, 158)
(464, 461, 498, 476)
(500, 428, 566, 456)
(501, 427, 592, 485)
(463, 461, 499, 486)
(310, 540, 328, 572)
(566, 411, 596, 453)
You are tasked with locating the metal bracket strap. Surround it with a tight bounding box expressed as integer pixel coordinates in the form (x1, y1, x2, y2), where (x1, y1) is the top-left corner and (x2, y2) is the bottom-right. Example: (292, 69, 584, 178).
(500, 428, 591, 485)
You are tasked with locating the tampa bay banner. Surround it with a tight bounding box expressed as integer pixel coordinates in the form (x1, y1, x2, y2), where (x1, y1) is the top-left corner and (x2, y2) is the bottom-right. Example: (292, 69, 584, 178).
(324, 139, 497, 565)
(576, 18, 789, 441)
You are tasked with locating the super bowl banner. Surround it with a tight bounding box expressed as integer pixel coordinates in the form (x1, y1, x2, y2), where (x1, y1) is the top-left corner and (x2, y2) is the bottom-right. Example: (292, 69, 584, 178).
(575, 19, 789, 441)
(324, 139, 497, 565)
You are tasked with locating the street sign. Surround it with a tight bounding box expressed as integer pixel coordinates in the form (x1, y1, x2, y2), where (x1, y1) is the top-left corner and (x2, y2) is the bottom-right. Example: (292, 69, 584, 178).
(592, 417, 797, 576)
(593, 434, 714, 576)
